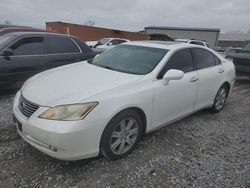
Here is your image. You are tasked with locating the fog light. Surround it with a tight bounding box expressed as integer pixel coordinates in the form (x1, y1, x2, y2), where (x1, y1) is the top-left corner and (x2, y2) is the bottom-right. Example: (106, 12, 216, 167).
(49, 145, 58, 152)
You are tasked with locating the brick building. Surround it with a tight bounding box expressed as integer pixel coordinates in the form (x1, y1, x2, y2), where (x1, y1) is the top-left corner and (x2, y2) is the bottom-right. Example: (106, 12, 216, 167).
(46, 21, 148, 42)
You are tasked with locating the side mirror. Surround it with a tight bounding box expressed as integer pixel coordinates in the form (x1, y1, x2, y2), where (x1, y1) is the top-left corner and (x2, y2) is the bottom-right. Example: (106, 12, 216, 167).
(163, 69, 184, 85)
(2, 49, 14, 57)
(107, 42, 113, 46)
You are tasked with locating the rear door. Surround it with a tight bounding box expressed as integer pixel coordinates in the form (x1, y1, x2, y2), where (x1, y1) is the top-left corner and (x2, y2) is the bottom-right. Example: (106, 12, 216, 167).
(38, 36, 84, 71)
(191, 48, 225, 110)
(0, 36, 45, 83)
(152, 48, 199, 128)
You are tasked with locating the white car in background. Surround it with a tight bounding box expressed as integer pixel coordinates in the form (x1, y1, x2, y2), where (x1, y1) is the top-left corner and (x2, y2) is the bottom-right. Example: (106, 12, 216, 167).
(13, 41, 235, 161)
(175, 39, 211, 48)
(94, 38, 129, 50)
(85, 41, 98, 48)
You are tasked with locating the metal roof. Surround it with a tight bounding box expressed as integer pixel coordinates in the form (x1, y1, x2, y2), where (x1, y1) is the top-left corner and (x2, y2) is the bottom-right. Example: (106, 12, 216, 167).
(145, 26, 220, 32)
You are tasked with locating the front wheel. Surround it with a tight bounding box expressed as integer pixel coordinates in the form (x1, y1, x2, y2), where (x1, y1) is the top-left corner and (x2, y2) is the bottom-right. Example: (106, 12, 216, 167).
(211, 85, 228, 113)
(100, 110, 143, 160)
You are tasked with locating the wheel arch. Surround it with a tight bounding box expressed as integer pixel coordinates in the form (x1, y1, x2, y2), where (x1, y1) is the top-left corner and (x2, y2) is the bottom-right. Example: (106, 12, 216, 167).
(99, 106, 148, 151)
(222, 81, 231, 97)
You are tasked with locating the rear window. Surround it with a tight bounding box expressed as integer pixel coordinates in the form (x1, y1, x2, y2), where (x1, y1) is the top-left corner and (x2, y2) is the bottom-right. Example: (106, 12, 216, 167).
(48, 37, 80, 54)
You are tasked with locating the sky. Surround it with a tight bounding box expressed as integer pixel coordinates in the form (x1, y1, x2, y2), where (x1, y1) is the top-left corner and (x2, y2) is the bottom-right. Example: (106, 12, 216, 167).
(0, 0, 250, 33)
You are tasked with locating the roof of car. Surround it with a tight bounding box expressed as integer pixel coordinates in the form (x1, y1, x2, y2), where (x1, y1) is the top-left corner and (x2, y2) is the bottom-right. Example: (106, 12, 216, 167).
(102, 37, 129, 41)
(4, 31, 76, 38)
(125, 40, 197, 50)
(175, 39, 207, 43)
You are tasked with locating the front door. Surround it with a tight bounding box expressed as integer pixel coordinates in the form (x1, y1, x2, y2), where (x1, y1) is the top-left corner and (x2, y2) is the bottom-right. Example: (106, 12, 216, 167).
(152, 48, 198, 128)
(0, 36, 45, 84)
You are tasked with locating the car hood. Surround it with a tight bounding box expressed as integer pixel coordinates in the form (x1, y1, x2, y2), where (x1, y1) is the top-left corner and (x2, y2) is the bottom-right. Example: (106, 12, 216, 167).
(21, 62, 143, 106)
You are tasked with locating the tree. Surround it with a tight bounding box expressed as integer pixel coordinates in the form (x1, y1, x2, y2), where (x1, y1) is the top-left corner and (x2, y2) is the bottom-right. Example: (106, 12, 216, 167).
(84, 20, 95, 27)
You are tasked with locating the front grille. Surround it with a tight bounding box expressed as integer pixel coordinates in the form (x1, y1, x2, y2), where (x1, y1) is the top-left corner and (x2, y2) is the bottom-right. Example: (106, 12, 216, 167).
(18, 95, 39, 118)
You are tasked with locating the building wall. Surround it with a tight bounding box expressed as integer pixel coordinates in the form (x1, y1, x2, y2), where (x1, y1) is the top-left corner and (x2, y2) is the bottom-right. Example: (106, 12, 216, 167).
(46, 22, 148, 41)
(145, 28, 219, 48)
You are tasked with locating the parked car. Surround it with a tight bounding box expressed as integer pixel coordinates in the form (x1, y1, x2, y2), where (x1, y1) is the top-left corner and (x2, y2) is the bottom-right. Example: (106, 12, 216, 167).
(215, 46, 226, 53)
(175, 39, 211, 48)
(149, 33, 174, 41)
(94, 38, 129, 50)
(85, 41, 98, 48)
(13, 41, 235, 161)
(215, 46, 227, 57)
(226, 43, 250, 76)
(0, 32, 99, 88)
(224, 47, 242, 56)
(0, 27, 57, 37)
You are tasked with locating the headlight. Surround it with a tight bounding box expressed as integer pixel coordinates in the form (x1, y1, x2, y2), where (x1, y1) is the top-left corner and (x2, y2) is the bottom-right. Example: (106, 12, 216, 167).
(39, 102, 98, 121)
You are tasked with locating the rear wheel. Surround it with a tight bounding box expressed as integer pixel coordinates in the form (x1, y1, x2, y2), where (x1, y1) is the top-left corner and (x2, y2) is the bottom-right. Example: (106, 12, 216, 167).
(100, 110, 143, 160)
(211, 85, 228, 113)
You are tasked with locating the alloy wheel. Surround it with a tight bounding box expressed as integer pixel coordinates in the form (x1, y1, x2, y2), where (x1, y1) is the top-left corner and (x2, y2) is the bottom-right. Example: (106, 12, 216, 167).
(215, 87, 227, 110)
(110, 118, 139, 155)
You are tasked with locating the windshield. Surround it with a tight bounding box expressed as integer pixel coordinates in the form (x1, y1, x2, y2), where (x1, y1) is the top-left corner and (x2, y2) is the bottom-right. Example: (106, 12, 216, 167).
(243, 43, 250, 53)
(99, 38, 110, 45)
(89, 45, 168, 75)
(0, 34, 14, 47)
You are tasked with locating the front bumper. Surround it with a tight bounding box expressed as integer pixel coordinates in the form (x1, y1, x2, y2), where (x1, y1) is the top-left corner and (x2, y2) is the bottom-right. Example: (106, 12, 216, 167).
(13, 91, 105, 161)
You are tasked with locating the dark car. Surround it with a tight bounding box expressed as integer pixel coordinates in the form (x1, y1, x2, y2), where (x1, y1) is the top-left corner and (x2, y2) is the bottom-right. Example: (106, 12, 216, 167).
(0, 32, 99, 88)
(224, 47, 242, 56)
(226, 43, 250, 76)
(0, 27, 57, 37)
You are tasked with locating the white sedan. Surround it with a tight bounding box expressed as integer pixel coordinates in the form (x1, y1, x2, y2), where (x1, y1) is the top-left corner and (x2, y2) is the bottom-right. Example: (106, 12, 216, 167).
(94, 38, 129, 50)
(13, 41, 235, 161)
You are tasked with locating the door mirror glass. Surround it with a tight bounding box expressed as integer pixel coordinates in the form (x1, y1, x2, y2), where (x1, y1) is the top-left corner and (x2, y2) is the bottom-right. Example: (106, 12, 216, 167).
(163, 69, 184, 84)
(2, 49, 14, 57)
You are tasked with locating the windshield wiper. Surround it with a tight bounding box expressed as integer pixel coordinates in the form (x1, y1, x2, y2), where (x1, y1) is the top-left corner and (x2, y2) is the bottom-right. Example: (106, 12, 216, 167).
(87, 59, 93, 64)
(102, 65, 116, 71)
(89, 62, 116, 71)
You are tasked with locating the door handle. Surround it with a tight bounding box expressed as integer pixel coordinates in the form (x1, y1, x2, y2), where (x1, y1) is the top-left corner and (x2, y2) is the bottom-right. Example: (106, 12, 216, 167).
(190, 76, 199, 82)
(218, 68, 225, 73)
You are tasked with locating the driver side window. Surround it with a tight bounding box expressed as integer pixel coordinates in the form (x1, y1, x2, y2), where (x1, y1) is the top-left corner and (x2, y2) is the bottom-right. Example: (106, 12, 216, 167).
(8, 37, 45, 56)
(158, 48, 194, 79)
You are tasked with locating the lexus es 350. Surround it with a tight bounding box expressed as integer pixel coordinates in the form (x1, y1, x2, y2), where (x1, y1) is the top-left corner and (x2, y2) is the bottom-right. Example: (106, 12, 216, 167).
(13, 41, 235, 160)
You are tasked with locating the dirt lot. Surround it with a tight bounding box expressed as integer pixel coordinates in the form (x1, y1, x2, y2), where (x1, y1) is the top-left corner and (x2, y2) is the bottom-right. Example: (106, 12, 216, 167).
(0, 80, 250, 188)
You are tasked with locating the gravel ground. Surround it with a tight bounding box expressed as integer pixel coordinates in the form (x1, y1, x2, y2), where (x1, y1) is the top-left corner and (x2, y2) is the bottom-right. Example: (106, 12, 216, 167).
(0, 80, 250, 188)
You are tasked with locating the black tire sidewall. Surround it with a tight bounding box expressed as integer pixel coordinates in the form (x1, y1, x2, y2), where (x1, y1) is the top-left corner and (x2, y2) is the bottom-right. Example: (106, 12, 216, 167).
(212, 85, 228, 113)
(100, 109, 143, 160)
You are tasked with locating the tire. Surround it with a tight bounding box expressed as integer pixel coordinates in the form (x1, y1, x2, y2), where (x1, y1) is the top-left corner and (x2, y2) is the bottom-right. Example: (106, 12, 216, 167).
(100, 109, 143, 160)
(211, 85, 228, 113)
